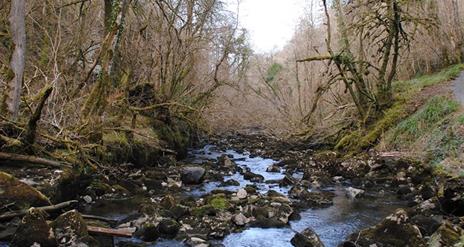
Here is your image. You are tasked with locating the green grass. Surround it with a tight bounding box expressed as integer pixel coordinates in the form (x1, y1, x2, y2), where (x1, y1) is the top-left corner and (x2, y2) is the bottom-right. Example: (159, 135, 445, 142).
(387, 96, 459, 146)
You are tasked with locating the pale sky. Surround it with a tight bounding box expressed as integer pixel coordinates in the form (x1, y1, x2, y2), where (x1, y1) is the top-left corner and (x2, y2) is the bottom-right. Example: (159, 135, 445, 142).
(227, 0, 309, 53)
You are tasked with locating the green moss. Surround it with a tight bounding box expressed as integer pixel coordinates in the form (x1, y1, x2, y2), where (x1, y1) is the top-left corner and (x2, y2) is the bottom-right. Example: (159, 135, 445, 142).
(208, 195, 229, 210)
(336, 103, 408, 151)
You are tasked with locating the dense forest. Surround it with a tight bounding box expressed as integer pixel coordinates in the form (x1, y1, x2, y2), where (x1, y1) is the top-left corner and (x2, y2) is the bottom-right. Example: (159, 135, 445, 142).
(1, 0, 464, 246)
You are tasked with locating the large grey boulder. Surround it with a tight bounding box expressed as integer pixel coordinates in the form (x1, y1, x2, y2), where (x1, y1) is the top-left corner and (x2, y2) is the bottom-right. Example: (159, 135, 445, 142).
(181, 166, 206, 185)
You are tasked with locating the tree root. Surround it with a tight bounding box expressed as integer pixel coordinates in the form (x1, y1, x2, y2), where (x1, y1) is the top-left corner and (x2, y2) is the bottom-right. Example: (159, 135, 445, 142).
(0, 152, 72, 168)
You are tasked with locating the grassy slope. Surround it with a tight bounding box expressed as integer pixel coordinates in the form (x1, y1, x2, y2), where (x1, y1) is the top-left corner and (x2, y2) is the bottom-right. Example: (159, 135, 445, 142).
(337, 64, 464, 175)
(381, 64, 464, 175)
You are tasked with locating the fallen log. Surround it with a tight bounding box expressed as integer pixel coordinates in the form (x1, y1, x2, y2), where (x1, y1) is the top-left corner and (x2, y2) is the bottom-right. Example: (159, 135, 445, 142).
(0, 152, 72, 169)
(0, 200, 78, 221)
(87, 226, 135, 238)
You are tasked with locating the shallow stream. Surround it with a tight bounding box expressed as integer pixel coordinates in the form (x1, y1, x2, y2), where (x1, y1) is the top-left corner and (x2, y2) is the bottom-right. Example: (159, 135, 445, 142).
(101, 145, 405, 247)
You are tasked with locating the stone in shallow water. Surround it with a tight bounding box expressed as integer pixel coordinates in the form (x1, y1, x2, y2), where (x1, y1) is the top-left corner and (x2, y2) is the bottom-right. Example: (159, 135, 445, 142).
(290, 227, 325, 247)
(345, 187, 364, 199)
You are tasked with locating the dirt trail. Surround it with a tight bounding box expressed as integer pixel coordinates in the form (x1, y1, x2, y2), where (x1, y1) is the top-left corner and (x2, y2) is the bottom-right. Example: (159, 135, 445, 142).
(453, 71, 464, 105)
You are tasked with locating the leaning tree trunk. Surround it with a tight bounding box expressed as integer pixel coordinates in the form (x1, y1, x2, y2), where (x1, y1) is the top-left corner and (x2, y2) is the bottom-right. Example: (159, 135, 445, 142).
(5, 0, 26, 120)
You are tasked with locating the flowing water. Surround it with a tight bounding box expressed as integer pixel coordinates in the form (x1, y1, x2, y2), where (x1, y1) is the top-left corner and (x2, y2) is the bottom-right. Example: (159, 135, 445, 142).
(189, 145, 406, 247)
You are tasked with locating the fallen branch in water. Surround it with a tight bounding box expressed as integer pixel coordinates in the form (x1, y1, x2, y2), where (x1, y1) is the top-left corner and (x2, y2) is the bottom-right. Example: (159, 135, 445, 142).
(87, 226, 135, 238)
(0, 152, 72, 169)
(0, 200, 78, 221)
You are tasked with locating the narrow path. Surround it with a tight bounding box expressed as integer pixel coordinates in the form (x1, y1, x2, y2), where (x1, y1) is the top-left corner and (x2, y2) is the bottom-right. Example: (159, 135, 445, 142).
(453, 71, 464, 105)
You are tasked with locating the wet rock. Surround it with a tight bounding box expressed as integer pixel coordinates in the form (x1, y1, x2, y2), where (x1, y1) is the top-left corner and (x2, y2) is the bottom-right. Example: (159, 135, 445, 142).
(411, 214, 442, 236)
(0, 171, 51, 208)
(345, 187, 365, 199)
(280, 175, 297, 187)
(181, 166, 206, 185)
(291, 227, 324, 247)
(11, 209, 56, 247)
(428, 221, 463, 247)
(243, 171, 264, 183)
(51, 210, 97, 246)
(266, 165, 281, 173)
(221, 179, 240, 186)
(232, 213, 249, 226)
(236, 189, 248, 199)
(218, 155, 236, 169)
(345, 209, 426, 246)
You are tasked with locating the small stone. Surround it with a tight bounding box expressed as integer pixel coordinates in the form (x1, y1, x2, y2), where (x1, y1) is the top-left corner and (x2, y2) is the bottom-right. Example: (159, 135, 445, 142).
(236, 189, 248, 199)
(83, 195, 92, 203)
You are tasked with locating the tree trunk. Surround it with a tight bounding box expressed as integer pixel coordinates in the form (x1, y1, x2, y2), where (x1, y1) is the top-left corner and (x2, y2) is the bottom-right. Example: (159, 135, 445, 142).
(6, 0, 26, 120)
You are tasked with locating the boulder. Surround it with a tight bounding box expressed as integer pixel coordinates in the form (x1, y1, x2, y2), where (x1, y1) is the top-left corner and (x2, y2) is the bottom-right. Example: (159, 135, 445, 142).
(181, 167, 206, 185)
(11, 209, 56, 247)
(345, 209, 426, 246)
(156, 219, 180, 238)
(51, 210, 97, 246)
(291, 228, 324, 247)
(0, 171, 51, 208)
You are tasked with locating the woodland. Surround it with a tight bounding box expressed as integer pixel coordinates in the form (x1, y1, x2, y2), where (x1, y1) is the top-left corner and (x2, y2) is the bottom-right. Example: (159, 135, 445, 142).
(1, 0, 464, 247)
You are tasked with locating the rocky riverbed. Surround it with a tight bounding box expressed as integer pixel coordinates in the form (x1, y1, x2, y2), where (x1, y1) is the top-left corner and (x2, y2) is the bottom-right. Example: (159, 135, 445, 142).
(1, 134, 464, 246)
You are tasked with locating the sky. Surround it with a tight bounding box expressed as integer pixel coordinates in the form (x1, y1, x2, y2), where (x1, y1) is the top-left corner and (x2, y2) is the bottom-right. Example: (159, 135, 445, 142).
(227, 0, 310, 53)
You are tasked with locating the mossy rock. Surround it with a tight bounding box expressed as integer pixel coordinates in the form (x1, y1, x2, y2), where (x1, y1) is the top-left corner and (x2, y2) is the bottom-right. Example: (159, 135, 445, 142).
(0, 171, 51, 208)
(11, 209, 56, 247)
(153, 119, 191, 159)
(428, 221, 463, 247)
(208, 194, 230, 210)
(53, 167, 94, 202)
(102, 131, 162, 166)
(51, 210, 99, 246)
